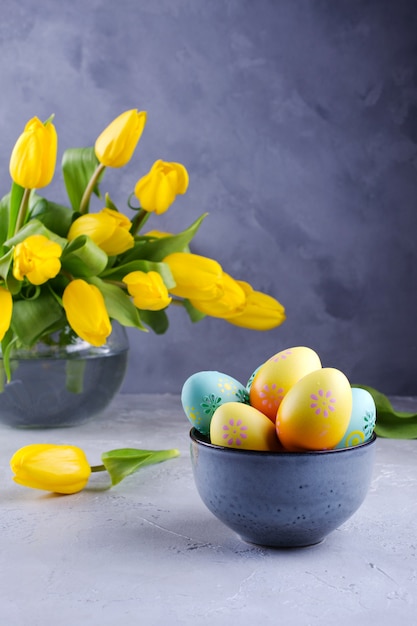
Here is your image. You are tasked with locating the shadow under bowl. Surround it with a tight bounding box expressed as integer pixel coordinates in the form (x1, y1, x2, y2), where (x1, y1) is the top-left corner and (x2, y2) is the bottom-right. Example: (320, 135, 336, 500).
(190, 428, 377, 548)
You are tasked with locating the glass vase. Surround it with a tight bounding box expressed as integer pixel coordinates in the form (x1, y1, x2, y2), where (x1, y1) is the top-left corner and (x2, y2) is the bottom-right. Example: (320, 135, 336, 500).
(0, 323, 129, 428)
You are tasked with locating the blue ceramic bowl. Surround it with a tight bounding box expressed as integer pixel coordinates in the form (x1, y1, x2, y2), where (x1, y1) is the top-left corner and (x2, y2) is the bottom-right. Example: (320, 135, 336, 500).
(190, 429, 376, 548)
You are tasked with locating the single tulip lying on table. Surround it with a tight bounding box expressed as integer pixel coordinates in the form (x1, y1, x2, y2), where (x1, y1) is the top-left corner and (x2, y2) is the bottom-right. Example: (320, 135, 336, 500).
(10, 443, 180, 494)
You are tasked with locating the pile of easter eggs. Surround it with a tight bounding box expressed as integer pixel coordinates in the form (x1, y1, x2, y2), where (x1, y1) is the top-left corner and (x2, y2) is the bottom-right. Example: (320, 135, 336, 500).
(181, 346, 376, 452)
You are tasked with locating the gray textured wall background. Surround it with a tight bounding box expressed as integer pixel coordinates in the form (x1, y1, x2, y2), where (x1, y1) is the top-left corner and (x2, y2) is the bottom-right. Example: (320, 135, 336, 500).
(0, 0, 416, 395)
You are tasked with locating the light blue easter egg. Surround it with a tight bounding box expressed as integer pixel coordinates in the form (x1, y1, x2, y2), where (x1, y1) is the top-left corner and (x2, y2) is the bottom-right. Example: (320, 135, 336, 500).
(335, 387, 376, 449)
(181, 371, 249, 435)
(246, 364, 264, 392)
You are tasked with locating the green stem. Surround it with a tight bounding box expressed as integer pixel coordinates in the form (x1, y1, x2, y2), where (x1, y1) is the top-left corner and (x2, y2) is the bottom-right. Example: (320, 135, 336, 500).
(0, 360, 5, 392)
(90, 464, 106, 473)
(130, 208, 150, 236)
(13, 188, 31, 234)
(79, 163, 106, 214)
(103, 279, 126, 289)
(1, 334, 18, 384)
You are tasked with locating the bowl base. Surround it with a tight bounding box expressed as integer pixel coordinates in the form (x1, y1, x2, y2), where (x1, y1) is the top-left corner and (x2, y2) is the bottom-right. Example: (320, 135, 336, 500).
(239, 534, 327, 549)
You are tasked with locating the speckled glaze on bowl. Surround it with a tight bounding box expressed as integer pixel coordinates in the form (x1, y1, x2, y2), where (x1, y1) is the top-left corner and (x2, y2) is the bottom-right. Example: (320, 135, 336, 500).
(190, 429, 376, 548)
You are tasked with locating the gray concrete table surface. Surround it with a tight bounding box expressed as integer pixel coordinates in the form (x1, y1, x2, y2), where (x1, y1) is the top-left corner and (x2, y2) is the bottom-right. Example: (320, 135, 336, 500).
(0, 394, 415, 626)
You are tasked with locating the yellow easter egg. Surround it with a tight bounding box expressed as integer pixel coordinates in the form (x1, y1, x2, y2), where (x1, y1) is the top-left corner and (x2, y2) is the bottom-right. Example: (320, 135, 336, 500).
(249, 346, 322, 422)
(210, 402, 280, 451)
(276, 368, 352, 451)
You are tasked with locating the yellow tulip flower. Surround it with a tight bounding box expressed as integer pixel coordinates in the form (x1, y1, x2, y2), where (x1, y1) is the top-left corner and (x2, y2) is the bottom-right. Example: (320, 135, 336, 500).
(10, 444, 91, 494)
(68, 208, 134, 256)
(144, 230, 172, 238)
(9, 116, 57, 189)
(164, 252, 224, 301)
(12, 234, 62, 285)
(226, 281, 286, 330)
(0, 286, 13, 341)
(62, 279, 112, 346)
(134, 160, 189, 214)
(190, 273, 246, 319)
(123, 270, 172, 310)
(95, 109, 147, 168)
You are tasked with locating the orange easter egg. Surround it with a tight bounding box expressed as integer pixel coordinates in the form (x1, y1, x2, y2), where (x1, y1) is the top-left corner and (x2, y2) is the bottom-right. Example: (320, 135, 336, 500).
(249, 346, 322, 422)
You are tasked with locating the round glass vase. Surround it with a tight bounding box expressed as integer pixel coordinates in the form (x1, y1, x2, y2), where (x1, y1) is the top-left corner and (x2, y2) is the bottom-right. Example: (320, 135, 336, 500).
(0, 324, 129, 428)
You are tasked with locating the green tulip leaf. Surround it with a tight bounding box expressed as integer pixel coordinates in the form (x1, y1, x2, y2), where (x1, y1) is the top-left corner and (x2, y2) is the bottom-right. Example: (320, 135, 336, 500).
(62, 147, 102, 212)
(11, 290, 65, 346)
(182, 299, 207, 323)
(65, 359, 87, 394)
(0, 248, 14, 283)
(0, 328, 18, 384)
(104, 193, 119, 212)
(0, 195, 10, 251)
(61, 235, 108, 277)
(101, 447, 180, 486)
(29, 195, 73, 237)
(101, 260, 175, 288)
(88, 276, 146, 330)
(353, 384, 417, 439)
(4, 218, 67, 250)
(123, 214, 208, 263)
(139, 309, 169, 334)
(6, 183, 25, 240)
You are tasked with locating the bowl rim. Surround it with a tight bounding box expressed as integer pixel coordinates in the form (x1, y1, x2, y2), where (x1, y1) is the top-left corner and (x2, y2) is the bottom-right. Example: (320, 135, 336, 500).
(190, 428, 377, 457)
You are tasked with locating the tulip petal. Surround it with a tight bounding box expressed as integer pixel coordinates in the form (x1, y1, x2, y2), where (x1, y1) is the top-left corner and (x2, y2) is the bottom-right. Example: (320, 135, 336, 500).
(68, 209, 134, 256)
(12, 234, 62, 285)
(123, 270, 172, 311)
(134, 159, 189, 214)
(62, 279, 112, 346)
(226, 281, 286, 330)
(190, 273, 247, 319)
(164, 252, 224, 301)
(10, 444, 91, 494)
(95, 109, 147, 168)
(0, 286, 12, 341)
(9, 116, 57, 189)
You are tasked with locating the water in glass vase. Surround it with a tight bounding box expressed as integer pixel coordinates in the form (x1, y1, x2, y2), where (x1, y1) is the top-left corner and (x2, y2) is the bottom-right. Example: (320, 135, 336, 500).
(0, 324, 129, 428)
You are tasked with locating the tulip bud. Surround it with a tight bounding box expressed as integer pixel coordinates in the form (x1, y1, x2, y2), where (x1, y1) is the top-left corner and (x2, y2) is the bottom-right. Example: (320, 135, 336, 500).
(10, 444, 91, 494)
(144, 230, 172, 238)
(163, 252, 223, 301)
(0, 286, 13, 341)
(95, 109, 147, 168)
(134, 160, 189, 214)
(123, 270, 172, 311)
(189, 273, 246, 319)
(68, 208, 134, 256)
(9, 116, 57, 189)
(62, 279, 112, 346)
(12, 234, 62, 285)
(226, 281, 286, 330)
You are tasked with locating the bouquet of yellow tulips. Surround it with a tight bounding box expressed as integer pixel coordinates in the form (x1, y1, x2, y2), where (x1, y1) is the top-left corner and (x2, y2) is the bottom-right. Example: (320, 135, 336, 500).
(0, 109, 285, 383)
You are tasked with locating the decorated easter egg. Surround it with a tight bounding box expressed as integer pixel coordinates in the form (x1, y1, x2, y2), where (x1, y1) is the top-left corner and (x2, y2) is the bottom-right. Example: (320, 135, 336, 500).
(181, 371, 249, 435)
(246, 364, 263, 392)
(210, 402, 280, 451)
(334, 387, 376, 449)
(249, 346, 322, 422)
(276, 367, 352, 451)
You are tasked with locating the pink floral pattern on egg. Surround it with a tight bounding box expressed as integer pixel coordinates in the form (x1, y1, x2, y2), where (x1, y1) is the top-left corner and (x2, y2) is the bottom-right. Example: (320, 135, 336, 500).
(310, 389, 336, 418)
(259, 383, 285, 412)
(222, 418, 248, 446)
(270, 349, 293, 362)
